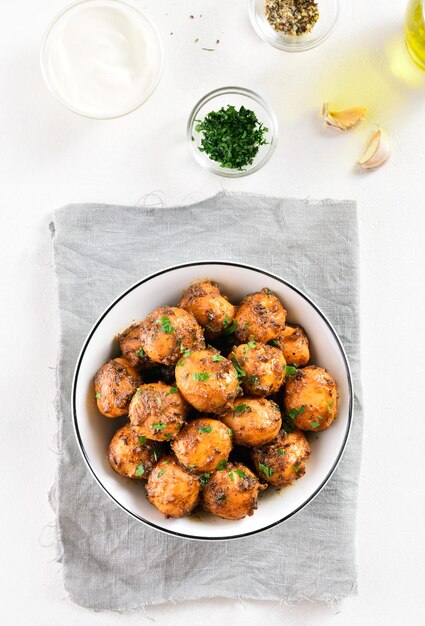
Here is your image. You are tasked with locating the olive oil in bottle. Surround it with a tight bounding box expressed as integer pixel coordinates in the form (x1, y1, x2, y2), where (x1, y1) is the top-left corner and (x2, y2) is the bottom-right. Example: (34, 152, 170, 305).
(405, 0, 425, 70)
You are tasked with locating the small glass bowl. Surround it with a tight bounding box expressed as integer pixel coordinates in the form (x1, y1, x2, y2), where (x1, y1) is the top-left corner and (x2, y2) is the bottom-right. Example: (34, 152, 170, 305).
(187, 86, 278, 178)
(249, 0, 340, 52)
(40, 0, 163, 119)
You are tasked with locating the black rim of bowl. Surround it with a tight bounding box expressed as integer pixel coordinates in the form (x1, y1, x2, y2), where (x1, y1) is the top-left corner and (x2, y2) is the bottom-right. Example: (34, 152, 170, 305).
(72, 260, 354, 541)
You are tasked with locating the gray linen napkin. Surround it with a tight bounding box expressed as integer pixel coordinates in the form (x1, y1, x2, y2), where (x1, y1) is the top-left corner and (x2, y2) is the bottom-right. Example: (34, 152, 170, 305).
(50, 191, 362, 609)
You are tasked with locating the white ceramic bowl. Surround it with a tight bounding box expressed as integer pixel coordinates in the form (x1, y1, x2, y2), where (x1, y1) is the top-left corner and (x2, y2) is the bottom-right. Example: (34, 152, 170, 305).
(73, 261, 353, 540)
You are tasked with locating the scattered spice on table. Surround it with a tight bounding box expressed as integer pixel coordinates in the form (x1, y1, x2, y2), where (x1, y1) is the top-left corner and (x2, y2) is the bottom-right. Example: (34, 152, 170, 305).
(265, 0, 319, 36)
(194, 105, 268, 170)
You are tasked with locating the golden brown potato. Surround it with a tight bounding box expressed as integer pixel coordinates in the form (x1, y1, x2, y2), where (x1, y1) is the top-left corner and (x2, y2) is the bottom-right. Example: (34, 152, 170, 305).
(179, 281, 237, 339)
(201, 462, 266, 520)
(175, 349, 240, 414)
(145, 455, 201, 518)
(220, 397, 282, 446)
(94, 357, 141, 418)
(273, 323, 310, 367)
(171, 417, 232, 474)
(251, 429, 311, 487)
(118, 322, 154, 369)
(139, 306, 205, 366)
(235, 288, 287, 344)
(230, 342, 286, 397)
(128, 382, 188, 441)
(108, 423, 163, 479)
(284, 365, 338, 431)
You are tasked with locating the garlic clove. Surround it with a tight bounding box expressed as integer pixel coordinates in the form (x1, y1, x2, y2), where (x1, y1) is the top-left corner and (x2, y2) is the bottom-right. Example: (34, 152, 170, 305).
(358, 127, 390, 170)
(322, 102, 367, 131)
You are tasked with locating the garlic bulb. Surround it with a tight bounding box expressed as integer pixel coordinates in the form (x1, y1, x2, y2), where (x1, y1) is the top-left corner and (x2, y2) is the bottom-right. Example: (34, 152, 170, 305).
(321, 103, 367, 131)
(358, 127, 390, 170)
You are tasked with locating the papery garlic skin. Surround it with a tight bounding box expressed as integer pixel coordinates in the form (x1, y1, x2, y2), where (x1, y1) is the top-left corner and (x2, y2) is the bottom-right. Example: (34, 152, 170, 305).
(322, 103, 367, 131)
(358, 127, 390, 170)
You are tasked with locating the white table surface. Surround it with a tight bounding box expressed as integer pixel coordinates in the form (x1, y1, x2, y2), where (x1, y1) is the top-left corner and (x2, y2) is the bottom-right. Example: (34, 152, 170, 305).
(2, 0, 425, 624)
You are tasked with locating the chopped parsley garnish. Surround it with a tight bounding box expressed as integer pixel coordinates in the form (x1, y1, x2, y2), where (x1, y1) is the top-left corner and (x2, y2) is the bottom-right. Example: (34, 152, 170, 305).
(328, 400, 334, 413)
(222, 317, 238, 335)
(248, 375, 260, 386)
(164, 433, 173, 439)
(212, 354, 225, 362)
(231, 353, 246, 378)
(310, 420, 321, 428)
(294, 464, 300, 473)
(152, 423, 166, 430)
(199, 425, 213, 434)
(153, 447, 160, 462)
(229, 469, 246, 480)
(157, 315, 175, 334)
(157, 470, 165, 478)
(216, 494, 226, 502)
(167, 386, 178, 395)
(186, 464, 196, 471)
(270, 339, 280, 347)
(192, 372, 211, 382)
(138, 436, 147, 445)
(216, 459, 228, 470)
(199, 473, 211, 487)
(227, 428, 233, 437)
(288, 405, 306, 420)
(233, 403, 251, 413)
(247, 340, 257, 349)
(136, 347, 145, 358)
(278, 448, 285, 455)
(265, 288, 273, 295)
(272, 404, 281, 412)
(285, 365, 298, 377)
(258, 463, 275, 478)
(182, 349, 191, 358)
(95, 391, 102, 399)
(195, 105, 268, 171)
(135, 463, 145, 477)
(176, 359, 185, 367)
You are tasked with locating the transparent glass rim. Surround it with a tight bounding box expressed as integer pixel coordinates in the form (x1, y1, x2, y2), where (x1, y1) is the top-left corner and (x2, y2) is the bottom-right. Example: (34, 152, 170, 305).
(187, 86, 279, 178)
(248, 0, 340, 53)
(40, 0, 163, 120)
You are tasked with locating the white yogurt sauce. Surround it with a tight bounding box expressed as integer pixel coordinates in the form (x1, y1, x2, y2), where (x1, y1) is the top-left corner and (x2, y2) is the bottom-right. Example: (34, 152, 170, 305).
(44, 1, 162, 118)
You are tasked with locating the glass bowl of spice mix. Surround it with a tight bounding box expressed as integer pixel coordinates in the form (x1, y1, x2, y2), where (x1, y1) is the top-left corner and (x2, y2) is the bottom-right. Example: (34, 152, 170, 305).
(249, 0, 339, 52)
(188, 86, 278, 177)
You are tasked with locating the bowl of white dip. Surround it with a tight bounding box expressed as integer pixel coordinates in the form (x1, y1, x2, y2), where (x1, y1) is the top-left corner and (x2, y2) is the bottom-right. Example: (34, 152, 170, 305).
(40, 0, 163, 119)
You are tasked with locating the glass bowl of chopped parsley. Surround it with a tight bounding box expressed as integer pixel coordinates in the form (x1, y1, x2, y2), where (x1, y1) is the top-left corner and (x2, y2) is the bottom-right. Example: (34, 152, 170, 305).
(249, 0, 339, 52)
(187, 86, 278, 177)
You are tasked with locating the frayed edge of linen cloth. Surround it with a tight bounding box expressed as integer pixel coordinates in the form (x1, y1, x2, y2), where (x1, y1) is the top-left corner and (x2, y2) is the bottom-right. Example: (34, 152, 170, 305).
(48, 191, 361, 611)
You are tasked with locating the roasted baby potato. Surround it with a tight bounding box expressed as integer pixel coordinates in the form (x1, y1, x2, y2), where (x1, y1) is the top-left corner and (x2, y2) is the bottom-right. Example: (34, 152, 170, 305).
(230, 342, 286, 397)
(118, 322, 154, 369)
(273, 323, 310, 367)
(235, 288, 287, 344)
(145, 456, 201, 518)
(171, 417, 232, 474)
(201, 462, 266, 520)
(175, 349, 240, 414)
(251, 429, 311, 487)
(129, 381, 188, 441)
(139, 306, 205, 366)
(220, 397, 282, 446)
(284, 365, 338, 431)
(94, 357, 141, 418)
(108, 423, 163, 479)
(179, 281, 237, 339)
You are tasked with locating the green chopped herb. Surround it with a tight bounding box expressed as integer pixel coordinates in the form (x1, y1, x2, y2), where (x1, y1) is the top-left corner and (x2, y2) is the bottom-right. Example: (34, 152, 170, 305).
(248, 375, 260, 387)
(231, 353, 246, 378)
(157, 315, 175, 334)
(135, 463, 145, 477)
(233, 403, 251, 413)
(162, 460, 169, 465)
(247, 340, 257, 349)
(294, 463, 300, 473)
(270, 339, 280, 347)
(199, 425, 213, 434)
(183, 349, 191, 358)
(138, 436, 147, 445)
(212, 354, 225, 362)
(272, 404, 281, 412)
(310, 420, 321, 428)
(157, 470, 165, 478)
(216, 494, 226, 502)
(199, 473, 211, 487)
(179, 343, 191, 357)
(164, 433, 173, 439)
(186, 464, 196, 471)
(177, 359, 185, 367)
(216, 459, 228, 470)
(95, 391, 102, 399)
(152, 423, 166, 430)
(222, 318, 238, 336)
(136, 347, 145, 358)
(227, 428, 233, 437)
(167, 386, 178, 395)
(192, 372, 211, 382)
(265, 288, 273, 295)
(229, 469, 246, 480)
(258, 463, 275, 479)
(328, 400, 334, 413)
(153, 447, 160, 462)
(195, 105, 268, 171)
(288, 405, 306, 420)
(278, 448, 285, 455)
(285, 365, 298, 377)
